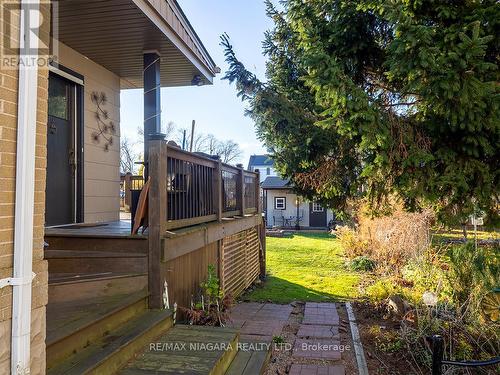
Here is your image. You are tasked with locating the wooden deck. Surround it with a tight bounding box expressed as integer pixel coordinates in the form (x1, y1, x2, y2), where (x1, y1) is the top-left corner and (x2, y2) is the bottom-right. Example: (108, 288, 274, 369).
(45, 220, 145, 238)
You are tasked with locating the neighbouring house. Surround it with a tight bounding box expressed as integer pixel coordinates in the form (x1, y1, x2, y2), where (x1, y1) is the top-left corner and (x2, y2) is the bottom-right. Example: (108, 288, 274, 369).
(261, 176, 335, 229)
(247, 155, 334, 229)
(247, 154, 276, 182)
(0, 1, 264, 374)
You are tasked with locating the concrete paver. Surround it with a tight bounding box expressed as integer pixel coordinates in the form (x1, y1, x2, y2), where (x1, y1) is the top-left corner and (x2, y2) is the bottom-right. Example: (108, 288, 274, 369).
(297, 324, 340, 339)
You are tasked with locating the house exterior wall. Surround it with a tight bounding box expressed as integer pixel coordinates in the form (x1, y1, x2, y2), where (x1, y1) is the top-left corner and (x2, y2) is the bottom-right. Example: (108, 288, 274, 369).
(57, 42, 121, 223)
(264, 189, 309, 227)
(264, 189, 334, 228)
(0, 2, 50, 373)
(251, 164, 276, 182)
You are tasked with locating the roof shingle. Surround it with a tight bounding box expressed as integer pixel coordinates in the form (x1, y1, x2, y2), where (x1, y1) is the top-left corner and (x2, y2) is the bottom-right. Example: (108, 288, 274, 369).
(261, 176, 291, 189)
(248, 155, 274, 169)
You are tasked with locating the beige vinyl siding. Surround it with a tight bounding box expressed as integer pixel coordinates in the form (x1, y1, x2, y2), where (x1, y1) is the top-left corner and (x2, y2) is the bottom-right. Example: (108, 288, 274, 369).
(57, 42, 121, 223)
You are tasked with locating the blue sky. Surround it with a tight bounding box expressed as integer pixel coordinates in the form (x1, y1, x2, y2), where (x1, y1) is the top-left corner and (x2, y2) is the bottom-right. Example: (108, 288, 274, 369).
(120, 0, 273, 165)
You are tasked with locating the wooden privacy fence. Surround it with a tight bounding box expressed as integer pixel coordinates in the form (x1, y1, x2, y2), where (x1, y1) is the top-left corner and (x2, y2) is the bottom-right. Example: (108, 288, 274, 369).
(220, 227, 261, 297)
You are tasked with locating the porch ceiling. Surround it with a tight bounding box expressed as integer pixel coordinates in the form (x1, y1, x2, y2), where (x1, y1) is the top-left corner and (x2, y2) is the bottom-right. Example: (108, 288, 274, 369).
(56, 0, 217, 89)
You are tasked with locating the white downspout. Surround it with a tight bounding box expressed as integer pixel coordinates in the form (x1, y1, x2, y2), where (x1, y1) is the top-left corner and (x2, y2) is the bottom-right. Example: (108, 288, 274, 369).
(11, 1, 40, 373)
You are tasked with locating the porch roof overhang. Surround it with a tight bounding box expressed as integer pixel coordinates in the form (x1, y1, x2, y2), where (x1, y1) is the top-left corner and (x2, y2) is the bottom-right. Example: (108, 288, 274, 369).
(55, 0, 218, 89)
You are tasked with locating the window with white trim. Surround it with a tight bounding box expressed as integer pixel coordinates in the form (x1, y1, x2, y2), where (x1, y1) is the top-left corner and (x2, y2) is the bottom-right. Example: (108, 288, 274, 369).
(312, 202, 324, 212)
(274, 197, 286, 210)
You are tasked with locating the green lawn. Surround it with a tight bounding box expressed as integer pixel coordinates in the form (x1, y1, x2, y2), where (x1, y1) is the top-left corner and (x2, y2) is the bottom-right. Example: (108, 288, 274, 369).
(245, 233, 360, 303)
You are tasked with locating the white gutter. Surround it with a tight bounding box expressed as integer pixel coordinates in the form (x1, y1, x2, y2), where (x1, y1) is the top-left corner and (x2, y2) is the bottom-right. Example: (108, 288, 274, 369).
(11, 1, 40, 373)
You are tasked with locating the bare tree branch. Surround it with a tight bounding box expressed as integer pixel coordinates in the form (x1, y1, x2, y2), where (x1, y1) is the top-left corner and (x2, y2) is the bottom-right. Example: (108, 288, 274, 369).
(120, 137, 137, 174)
(215, 140, 242, 164)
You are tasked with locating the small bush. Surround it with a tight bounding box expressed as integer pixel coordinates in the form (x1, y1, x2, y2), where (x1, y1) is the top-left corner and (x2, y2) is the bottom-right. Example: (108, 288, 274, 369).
(358, 205, 433, 273)
(336, 226, 369, 258)
(337, 202, 433, 274)
(447, 242, 500, 317)
(365, 279, 400, 301)
(402, 247, 452, 303)
(180, 264, 234, 326)
(369, 327, 404, 353)
(349, 256, 376, 272)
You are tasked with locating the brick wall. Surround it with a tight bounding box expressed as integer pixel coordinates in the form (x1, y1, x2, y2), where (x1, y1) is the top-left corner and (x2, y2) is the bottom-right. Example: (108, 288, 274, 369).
(0, 1, 49, 373)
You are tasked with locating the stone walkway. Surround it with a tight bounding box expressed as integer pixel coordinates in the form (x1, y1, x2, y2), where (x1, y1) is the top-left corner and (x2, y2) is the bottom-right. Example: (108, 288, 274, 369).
(291, 302, 345, 375)
(230, 302, 347, 375)
(229, 302, 293, 343)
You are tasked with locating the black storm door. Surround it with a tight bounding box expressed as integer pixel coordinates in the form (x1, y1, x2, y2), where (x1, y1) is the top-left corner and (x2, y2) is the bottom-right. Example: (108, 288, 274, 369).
(309, 202, 327, 227)
(45, 73, 76, 226)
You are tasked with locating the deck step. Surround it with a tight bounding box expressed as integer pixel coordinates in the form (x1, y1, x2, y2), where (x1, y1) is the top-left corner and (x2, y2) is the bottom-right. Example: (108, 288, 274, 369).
(48, 272, 147, 284)
(44, 249, 147, 258)
(44, 235, 148, 253)
(120, 325, 239, 375)
(47, 309, 173, 375)
(48, 272, 147, 304)
(47, 290, 149, 368)
(225, 337, 272, 375)
(46, 251, 147, 274)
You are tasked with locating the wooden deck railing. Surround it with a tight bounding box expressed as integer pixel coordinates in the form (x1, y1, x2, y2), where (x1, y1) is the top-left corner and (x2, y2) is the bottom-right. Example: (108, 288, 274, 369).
(121, 173, 145, 209)
(147, 138, 261, 308)
(148, 140, 260, 232)
(166, 146, 217, 229)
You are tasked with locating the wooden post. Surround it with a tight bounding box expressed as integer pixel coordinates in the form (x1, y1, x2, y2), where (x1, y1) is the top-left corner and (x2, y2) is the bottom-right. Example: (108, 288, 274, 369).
(148, 137, 167, 309)
(259, 218, 266, 279)
(255, 170, 260, 213)
(124, 172, 132, 210)
(239, 167, 245, 215)
(214, 160, 222, 221)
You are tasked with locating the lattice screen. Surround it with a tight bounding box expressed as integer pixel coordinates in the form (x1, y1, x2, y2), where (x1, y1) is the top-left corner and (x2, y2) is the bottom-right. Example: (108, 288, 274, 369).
(221, 227, 261, 297)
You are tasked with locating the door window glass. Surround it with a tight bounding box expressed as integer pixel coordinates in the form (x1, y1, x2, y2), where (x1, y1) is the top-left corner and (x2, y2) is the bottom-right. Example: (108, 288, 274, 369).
(312, 202, 324, 212)
(48, 77, 69, 120)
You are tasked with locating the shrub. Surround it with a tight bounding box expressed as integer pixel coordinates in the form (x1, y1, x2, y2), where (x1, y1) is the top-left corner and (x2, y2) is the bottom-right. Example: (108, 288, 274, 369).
(181, 264, 234, 326)
(402, 247, 452, 303)
(365, 279, 401, 301)
(357, 205, 433, 273)
(447, 242, 500, 317)
(349, 256, 376, 272)
(337, 201, 433, 274)
(399, 306, 500, 370)
(336, 225, 369, 259)
(369, 327, 404, 353)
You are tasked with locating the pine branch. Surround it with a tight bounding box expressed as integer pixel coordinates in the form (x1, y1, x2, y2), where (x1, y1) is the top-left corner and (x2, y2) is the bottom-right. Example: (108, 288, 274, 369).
(220, 33, 264, 101)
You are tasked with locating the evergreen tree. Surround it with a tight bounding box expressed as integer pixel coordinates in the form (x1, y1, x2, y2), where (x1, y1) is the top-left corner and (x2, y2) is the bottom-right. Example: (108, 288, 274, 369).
(222, 0, 499, 224)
